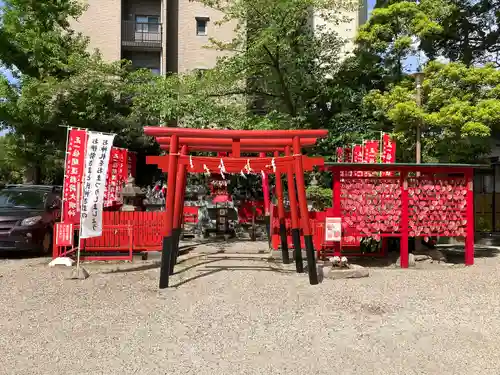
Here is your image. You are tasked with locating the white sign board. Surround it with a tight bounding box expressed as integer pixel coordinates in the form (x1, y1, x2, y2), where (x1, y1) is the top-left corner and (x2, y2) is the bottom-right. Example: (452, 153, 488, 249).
(80, 132, 115, 239)
(325, 217, 342, 242)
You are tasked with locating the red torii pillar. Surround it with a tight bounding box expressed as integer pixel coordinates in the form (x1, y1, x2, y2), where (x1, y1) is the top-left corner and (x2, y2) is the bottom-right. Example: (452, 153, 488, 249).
(160, 134, 179, 288)
(293, 136, 317, 282)
(150, 152, 322, 286)
(145, 127, 327, 288)
(285, 146, 303, 273)
(260, 152, 271, 246)
(158, 137, 318, 260)
(274, 150, 290, 264)
(170, 145, 189, 275)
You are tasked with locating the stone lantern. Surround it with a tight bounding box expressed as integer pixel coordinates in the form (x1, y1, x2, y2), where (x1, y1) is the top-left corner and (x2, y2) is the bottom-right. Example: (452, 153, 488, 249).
(307, 174, 318, 211)
(120, 175, 145, 211)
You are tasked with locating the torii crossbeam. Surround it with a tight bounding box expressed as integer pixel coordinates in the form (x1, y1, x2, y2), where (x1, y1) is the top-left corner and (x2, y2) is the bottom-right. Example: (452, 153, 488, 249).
(144, 127, 328, 288)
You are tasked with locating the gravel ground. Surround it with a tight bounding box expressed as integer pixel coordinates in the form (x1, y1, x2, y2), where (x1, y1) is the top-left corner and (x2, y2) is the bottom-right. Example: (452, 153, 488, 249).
(1, 242, 500, 375)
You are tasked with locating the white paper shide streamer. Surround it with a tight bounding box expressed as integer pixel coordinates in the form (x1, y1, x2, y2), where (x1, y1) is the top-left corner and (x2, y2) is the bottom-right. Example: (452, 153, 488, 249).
(80, 132, 116, 239)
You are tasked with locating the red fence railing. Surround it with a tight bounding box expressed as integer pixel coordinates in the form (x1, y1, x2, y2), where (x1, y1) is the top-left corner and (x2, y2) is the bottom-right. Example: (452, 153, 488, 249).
(53, 211, 168, 260)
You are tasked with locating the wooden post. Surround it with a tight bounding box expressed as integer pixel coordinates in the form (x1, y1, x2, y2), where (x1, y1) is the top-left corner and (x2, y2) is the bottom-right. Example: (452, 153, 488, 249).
(400, 172, 409, 268)
(332, 170, 342, 257)
(465, 170, 475, 265)
(159, 135, 179, 289)
(293, 137, 318, 285)
(170, 145, 188, 274)
(232, 138, 241, 158)
(260, 152, 271, 245)
(274, 151, 290, 264)
(285, 146, 303, 273)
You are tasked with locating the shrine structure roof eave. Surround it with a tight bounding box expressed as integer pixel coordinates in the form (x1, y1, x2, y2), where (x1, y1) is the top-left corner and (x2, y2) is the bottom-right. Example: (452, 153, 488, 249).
(159, 145, 297, 152)
(322, 162, 489, 173)
(155, 137, 318, 148)
(144, 127, 328, 139)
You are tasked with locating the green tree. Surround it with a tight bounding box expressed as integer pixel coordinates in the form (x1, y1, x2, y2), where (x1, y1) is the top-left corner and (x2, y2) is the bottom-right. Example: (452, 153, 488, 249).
(0, 135, 23, 183)
(419, 0, 500, 67)
(130, 69, 248, 129)
(356, 0, 446, 80)
(201, 0, 356, 129)
(361, 0, 499, 72)
(0, 0, 89, 78)
(364, 61, 500, 162)
(0, 0, 158, 184)
(133, 0, 379, 156)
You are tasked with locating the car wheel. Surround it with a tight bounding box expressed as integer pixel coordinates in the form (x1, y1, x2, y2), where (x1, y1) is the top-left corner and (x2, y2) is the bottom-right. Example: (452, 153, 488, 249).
(41, 231, 52, 255)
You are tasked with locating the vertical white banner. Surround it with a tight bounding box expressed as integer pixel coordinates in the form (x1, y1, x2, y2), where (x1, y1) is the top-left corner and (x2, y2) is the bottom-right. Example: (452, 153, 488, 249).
(80, 132, 116, 239)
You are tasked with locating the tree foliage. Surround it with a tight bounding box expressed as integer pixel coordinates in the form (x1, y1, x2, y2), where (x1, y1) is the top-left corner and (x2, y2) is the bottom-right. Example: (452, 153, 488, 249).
(420, 0, 500, 67)
(358, 0, 500, 162)
(0, 0, 89, 78)
(369, 0, 500, 68)
(0, 0, 157, 183)
(364, 61, 500, 162)
(132, 0, 365, 131)
(357, 0, 444, 80)
(201, 0, 358, 129)
(0, 135, 23, 183)
(130, 70, 248, 129)
(1, 0, 500, 187)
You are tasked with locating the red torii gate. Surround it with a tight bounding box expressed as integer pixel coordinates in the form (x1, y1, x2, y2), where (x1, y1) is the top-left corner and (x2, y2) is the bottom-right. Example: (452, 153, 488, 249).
(144, 127, 328, 288)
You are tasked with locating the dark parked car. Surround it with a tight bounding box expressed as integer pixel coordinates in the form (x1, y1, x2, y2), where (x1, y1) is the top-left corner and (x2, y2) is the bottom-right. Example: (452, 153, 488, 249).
(0, 185, 62, 254)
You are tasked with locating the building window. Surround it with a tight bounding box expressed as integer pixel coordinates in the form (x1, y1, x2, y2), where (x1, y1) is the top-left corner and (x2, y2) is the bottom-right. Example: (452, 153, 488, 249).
(150, 67, 161, 75)
(136, 15, 160, 33)
(196, 17, 209, 36)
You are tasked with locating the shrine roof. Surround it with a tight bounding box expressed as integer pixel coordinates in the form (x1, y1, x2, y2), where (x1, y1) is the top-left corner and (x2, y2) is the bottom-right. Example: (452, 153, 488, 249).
(323, 162, 489, 171)
(144, 126, 328, 139)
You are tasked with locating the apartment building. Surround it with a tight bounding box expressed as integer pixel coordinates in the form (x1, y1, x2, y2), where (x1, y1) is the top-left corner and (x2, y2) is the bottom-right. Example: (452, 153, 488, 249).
(311, 0, 369, 59)
(71, 0, 236, 74)
(72, 1, 368, 75)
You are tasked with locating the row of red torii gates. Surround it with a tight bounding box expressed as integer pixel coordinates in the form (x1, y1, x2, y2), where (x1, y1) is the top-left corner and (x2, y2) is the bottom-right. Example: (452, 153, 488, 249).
(144, 127, 328, 289)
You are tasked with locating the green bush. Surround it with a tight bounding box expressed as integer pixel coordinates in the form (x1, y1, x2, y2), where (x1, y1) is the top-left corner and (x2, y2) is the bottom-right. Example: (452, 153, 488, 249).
(306, 186, 332, 211)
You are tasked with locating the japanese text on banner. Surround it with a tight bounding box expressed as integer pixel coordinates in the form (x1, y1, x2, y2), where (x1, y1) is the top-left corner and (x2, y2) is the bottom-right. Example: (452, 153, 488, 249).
(344, 148, 352, 176)
(127, 151, 137, 178)
(62, 129, 87, 223)
(336, 147, 343, 163)
(363, 140, 380, 176)
(353, 144, 364, 177)
(336, 147, 344, 177)
(104, 147, 121, 207)
(381, 133, 396, 176)
(80, 132, 116, 239)
(55, 222, 74, 247)
(117, 148, 127, 204)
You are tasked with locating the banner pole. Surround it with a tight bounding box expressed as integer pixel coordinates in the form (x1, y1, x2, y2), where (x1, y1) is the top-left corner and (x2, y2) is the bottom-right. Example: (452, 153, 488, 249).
(76, 180, 85, 279)
(379, 131, 383, 163)
(57, 124, 115, 137)
(76, 130, 88, 278)
(76, 225, 83, 278)
(60, 126, 71, 222)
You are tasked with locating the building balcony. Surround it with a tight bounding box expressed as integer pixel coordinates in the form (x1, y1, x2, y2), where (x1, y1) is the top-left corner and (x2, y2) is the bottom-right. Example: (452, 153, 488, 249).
(122, 20, 162, 50)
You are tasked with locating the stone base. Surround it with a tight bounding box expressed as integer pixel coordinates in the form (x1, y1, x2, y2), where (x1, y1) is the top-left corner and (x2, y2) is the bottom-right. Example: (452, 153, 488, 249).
(322, 264, 369, 280)
(414, 248, 447, 261)
(396, 253, 416, 267)
(68, 267, 90, 280)
(234, 223, 268, 241)
(397, 251, 454, 267)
